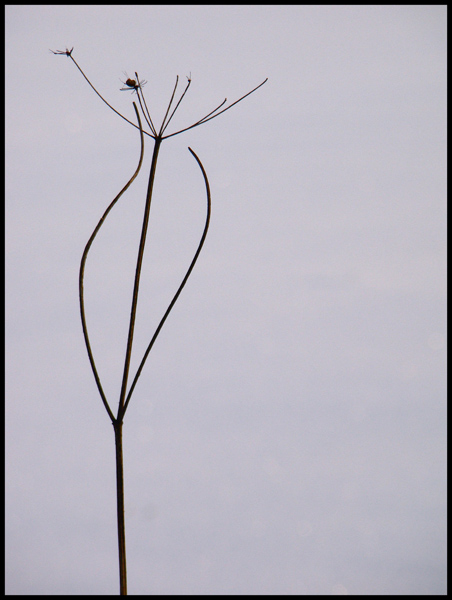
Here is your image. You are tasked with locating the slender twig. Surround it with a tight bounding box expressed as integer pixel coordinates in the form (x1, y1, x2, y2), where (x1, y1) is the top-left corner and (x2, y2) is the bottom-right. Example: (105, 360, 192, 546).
(134, 72, 158, 136)
(186, 97, 229, 128)
(162, 77, 268, 139)
(160, 76, 191, 136)
(136, 92, 157, 137)
(67, 52, 155, 138)
(158, 75, 180, 136)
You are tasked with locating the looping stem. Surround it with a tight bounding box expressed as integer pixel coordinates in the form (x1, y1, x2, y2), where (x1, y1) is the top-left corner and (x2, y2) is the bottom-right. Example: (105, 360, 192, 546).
(54, 50, 266, 596)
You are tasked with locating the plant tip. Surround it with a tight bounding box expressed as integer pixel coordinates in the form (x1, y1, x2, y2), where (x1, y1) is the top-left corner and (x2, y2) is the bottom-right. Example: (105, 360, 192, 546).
(50, 46, 74, 56)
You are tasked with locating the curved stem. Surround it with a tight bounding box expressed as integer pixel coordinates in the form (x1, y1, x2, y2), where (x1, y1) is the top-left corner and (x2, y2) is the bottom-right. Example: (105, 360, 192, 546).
(79, 104, 145, 422)
(122, 146, 211, 417)
(117, 136, 163, 421)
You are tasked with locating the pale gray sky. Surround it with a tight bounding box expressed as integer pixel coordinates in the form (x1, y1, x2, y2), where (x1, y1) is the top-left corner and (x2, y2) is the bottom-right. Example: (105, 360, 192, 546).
(6, 5, 446, 595)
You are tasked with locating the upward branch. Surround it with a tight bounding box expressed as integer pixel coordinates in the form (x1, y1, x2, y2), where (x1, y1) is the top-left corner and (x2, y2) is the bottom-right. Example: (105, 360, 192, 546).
(51, 48, 268, 141)
(54, 47, 267, 417)
(116, 135, 162, 422)
(162, 77, 269, 139)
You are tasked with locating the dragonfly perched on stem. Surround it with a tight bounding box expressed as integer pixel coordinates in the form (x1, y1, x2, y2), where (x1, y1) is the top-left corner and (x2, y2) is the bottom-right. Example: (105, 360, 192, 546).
(120, 72, 147, 93)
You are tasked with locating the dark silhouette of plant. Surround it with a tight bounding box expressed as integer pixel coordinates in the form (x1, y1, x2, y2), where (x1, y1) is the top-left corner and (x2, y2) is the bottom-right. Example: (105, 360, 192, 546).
(52, 47, 267, 595)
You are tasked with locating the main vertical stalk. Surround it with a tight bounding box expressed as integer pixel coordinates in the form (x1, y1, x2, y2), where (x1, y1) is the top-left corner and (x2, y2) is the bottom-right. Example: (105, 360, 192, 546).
(114, 136, 163, 595)
(114, 421, 127, 595)
(117, 136, 163, 422)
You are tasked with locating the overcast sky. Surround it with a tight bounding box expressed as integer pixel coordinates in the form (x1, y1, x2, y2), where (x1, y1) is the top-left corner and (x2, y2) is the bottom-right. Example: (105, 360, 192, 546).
(5, 5, 446, 595)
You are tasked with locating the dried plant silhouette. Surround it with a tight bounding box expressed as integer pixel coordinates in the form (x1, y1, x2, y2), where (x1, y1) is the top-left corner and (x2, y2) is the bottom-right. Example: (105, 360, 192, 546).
(52, 47, 267, 595)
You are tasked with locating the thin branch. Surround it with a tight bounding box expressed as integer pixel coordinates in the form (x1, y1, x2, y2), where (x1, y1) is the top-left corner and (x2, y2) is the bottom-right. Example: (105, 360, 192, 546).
(186, 97, 228, 128)
(67, 53, 155, 139)
(122, 146, 211, 417)
(158, 75, 180, 137)
(52, 49, 267, 143)
(135, 92, 157, 137)
(197, 78, 268, 125)
(79, 103, 145, 423)
(134, 72, 157, 136)
(163, 77, 268, 139)
(160, 75, 192, 136)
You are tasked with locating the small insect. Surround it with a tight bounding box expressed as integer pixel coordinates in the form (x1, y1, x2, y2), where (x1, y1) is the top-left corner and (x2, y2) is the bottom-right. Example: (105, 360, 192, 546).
(120, 72, 147, 93)
(50, 47, 74, 57)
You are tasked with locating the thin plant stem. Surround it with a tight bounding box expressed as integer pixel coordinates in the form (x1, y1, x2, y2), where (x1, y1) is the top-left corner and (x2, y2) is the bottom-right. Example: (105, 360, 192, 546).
(79, 103, 145, 423)
(78, 103, 145, 595)
(185, 97, 228, 128)
(136, 91, 157, 136)
(134, 72, 157, 136)
(123, 146, 211, 417)
(67, 54, 156, 138)
(162, 77, 268, 139)
(160, 76, 191, 136)
(113, 420, 127, 595)
(157, 75, 180, 136)
(117, 135, 163, 421)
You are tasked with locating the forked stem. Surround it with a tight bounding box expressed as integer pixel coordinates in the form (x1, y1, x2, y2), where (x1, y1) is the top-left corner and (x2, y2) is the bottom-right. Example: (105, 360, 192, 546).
(123, 146, 211, 416)
(117, 136, 163, 421)
(53, 48, 266, 596)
